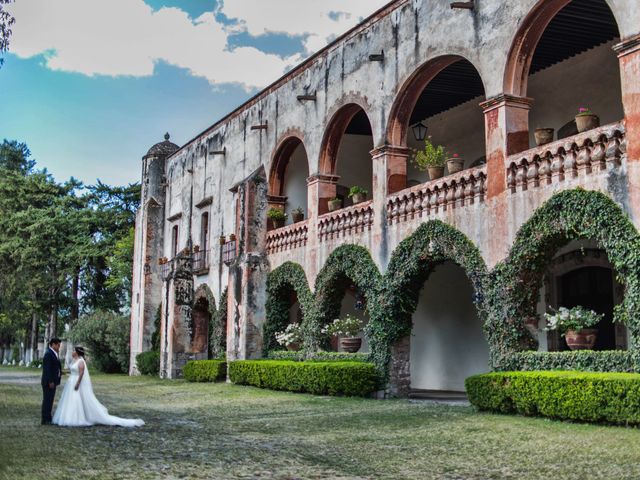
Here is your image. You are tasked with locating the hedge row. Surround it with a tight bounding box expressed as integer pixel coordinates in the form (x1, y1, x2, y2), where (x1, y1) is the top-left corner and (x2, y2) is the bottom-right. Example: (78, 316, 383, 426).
(136, 351, 160, 376)
(503, 350, 638, 373)
(228, 360, 377, 396)
(466, 371, 640, 425)
(183, 360, 227, 382)
(266, 350, 371, 363)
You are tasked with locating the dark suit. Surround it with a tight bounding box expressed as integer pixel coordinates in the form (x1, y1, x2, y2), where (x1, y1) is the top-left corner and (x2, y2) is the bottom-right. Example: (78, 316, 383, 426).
(41, 347, 62, 424)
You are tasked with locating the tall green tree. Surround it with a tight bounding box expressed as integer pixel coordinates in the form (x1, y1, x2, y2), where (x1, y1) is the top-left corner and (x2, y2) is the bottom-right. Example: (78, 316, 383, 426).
(0, 0, 14, 68)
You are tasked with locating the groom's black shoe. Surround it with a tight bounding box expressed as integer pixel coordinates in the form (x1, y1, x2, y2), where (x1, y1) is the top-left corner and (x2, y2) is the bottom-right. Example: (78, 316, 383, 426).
(41, 420, 52, 425)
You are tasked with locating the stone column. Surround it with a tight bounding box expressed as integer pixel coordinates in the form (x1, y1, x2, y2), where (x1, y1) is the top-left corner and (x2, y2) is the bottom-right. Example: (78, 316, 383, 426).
(307, 173, 339, 217)
(370, 145, 409, 269)
(480, 94, 533, 199)
(614, 34, 640, 224)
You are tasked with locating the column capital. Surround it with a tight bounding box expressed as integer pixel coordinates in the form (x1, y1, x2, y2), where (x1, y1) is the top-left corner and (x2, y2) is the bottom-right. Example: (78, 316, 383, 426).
(614, 33, 640, 58)
(306, 173, 340, 186)
(480, 94, 534, 113)
(266, 194, 287, 206)
(370, 144, 411, 159)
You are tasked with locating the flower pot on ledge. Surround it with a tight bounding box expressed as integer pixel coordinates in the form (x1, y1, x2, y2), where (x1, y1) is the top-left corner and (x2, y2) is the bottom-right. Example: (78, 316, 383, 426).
(446, 157, 464, 175)
(340, 337, 362, 353)
(291, 212, 304, 223)
(328, 198, 342, 212)
(427, 166, 445, 180)
(271, 218, 285, 229)
(351, 193, 367, 204)
(575, 114, 599, 133)
(534, 128, 554, 146)
(565, 328, 598, 350)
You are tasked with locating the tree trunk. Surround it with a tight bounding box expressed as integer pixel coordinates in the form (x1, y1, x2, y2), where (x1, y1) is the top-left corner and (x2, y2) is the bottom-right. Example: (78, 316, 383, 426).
(71, 270, 80, 323)
(30, 312, 38, 360)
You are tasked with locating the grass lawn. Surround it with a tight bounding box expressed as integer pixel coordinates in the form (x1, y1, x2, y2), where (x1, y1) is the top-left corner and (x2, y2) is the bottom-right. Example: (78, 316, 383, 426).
(1, 367, 640, 479)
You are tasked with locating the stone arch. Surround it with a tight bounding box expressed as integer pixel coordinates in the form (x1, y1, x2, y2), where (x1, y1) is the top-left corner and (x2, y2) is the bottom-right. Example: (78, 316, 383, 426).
(268, 131, 308, 197)
(319, 100, 374, 176)
(312, 245, 382, 350)
(192, 284, 216, 355)
(263, 262, 314, 354)
(488, 188, 640, 368)
(503, 0, 622, 97)
(386, 55, 486, 147)
(367, 220, 488, 389)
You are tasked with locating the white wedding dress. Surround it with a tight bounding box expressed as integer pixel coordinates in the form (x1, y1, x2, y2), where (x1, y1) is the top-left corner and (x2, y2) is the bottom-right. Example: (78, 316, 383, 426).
(52, 358, 144, 427)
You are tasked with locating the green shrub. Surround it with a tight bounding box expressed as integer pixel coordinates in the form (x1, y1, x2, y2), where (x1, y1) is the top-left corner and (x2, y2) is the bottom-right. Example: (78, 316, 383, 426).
(504, 350, 637, 373)
(466, 371, 640, 425)
(183, 360, 227, 382)
(136, 351, 160, 376)
(68, 310, 130, 373)
(267, 350, 371, 363)
(229, 360, 377, 396)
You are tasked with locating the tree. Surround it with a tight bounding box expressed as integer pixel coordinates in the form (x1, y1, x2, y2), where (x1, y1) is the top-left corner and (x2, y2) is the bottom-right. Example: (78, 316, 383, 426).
(0, 0, 14, 68)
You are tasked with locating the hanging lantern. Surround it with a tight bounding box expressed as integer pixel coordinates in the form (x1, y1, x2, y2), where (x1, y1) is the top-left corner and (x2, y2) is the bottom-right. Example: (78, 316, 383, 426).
(411, 122, 428, 142)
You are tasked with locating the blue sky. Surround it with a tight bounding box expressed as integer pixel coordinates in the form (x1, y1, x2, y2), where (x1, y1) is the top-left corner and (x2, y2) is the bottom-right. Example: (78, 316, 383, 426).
(0, 0, 386, 186)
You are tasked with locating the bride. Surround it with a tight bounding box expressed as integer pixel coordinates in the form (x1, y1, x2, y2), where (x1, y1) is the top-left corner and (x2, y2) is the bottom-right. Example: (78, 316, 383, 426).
(52, 346, 144, 427)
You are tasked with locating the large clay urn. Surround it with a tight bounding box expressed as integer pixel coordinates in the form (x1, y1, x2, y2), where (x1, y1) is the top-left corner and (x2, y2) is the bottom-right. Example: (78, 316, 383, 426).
(565, 329, 598, 350)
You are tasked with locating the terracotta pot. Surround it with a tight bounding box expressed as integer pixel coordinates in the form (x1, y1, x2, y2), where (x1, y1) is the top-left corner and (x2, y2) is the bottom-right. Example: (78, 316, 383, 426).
(534, 128, 554, 146)
(575, 114, 600, 133)
(565, 328, 598, 350)
(340, 337, 362, 353)
(291, 212, 304, 223)
(270, 218, 285, 229)
(328, 198, 342, 212)
(351, 192, 367, 204)
(427, 166, 445, 180)
(446, 158, 464, 174)
(286, 342, 300, 352)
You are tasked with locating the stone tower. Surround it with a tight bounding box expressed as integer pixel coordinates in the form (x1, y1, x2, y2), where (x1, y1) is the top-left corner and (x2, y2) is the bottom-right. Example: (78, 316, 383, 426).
(129, 133, 179, 374)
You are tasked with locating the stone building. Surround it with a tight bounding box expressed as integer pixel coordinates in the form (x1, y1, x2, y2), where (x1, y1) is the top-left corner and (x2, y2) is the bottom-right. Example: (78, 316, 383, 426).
(129, 0, 640, 396)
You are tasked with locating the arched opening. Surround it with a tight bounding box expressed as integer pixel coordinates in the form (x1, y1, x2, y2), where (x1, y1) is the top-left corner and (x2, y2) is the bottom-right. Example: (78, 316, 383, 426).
(506, 0, 622, 151)
(268, 136, 310, 227)
(534, 240, 627, 352)
(191, 296, 211, 355)
(319, 105, 374, 213)
(330, 281, 371, 353)
(411, 261, 489, 393)
(388, 56, 486, 187)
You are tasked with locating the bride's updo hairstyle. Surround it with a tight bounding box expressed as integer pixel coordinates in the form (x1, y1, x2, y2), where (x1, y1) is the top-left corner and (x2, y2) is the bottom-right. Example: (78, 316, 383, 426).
(75, 346, 86, 357)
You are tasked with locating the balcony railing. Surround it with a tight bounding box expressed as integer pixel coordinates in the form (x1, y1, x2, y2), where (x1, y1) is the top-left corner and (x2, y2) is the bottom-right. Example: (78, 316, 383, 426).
(160, 259, 174, 281)
(191, 249, 210, 273)
(506, 121, 625, 194)
(317, 200, 374, 242)
(266, 220, 309, 254)
(386, 165, 487, 225)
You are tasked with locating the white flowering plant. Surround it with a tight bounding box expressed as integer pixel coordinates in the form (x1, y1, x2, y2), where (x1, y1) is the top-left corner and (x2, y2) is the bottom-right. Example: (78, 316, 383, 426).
(321, 314, 363, 338)
(275, 323, 303, 347)
(544, 306, 603, 335)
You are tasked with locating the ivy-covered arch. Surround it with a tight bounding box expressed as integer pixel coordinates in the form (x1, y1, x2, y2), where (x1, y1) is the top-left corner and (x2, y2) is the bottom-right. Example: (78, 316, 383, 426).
(488, 188, 640, 369)
(263, 262, 314, 355)
(311, 245, 383, 351)
(367, 220, 488, 375)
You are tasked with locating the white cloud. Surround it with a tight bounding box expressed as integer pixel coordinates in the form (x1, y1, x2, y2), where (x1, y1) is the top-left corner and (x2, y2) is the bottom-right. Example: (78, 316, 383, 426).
(6, 0, 388, 89)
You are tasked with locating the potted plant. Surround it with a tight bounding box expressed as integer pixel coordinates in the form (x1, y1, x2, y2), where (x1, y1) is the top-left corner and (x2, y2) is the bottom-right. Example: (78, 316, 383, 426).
(267, 207, 287, 229)
(544, 306, 603, 350)
(534, 127, 554, 146)
(275, 323, 303, 351)
(412, 136, 446, 180)
(575, 107, 600, 133)
(446, 153, 464, 174)
(348, 186, 368, 204)
(321, 314, 364, 353)
(291, 206, 304, 223)
(327, 197, 342, 212)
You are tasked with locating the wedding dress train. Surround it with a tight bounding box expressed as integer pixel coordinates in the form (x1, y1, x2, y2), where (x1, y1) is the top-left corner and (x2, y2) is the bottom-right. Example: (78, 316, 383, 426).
(52, 358, 144, 427)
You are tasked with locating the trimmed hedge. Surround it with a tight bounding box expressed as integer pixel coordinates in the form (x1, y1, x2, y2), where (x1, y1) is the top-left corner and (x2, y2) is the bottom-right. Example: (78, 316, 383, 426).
(183, 360, 227, 382)
(504, 350, 638, 373)
(229, 360, 377, 396)
(267, 350, 371, 363)
(466, 371, 640, 425)
(136, 351, 160, 376)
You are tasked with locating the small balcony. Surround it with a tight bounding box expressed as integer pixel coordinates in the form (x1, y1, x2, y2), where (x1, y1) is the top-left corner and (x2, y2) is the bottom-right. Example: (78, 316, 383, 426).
(192, 249, 210, 275)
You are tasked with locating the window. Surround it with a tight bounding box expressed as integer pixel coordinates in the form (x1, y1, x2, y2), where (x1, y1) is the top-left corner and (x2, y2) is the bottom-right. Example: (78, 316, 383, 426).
(201, 213, 209, 252)
(171, 225, 179, 257)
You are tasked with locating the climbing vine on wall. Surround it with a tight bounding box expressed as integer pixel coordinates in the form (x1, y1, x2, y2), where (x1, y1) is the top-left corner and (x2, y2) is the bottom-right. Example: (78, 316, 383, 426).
(367, 220, 489, 375)
(263, 262, 314, 355)
(487, 188, 640, 369)
(210, 288, 228, 359)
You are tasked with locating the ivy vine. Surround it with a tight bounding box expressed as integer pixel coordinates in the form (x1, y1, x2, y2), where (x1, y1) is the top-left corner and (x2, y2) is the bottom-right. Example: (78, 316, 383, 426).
(210, 288, 228, 359)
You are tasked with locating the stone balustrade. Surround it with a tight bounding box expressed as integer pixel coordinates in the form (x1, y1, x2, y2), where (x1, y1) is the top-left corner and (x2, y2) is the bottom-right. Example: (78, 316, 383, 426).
(386, 166, 487, 225)
(506, 122, 626, 193)
(266, 220, 309, 254)
(318, 200, 374, 241)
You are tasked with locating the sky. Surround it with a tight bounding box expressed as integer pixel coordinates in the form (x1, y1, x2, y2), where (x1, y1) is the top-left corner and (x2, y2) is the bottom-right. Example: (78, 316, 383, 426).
(0, 0, 389, 186)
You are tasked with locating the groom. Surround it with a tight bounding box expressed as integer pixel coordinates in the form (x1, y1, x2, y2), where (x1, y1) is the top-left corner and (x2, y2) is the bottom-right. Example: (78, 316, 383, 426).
(41, 338, 62, 425)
